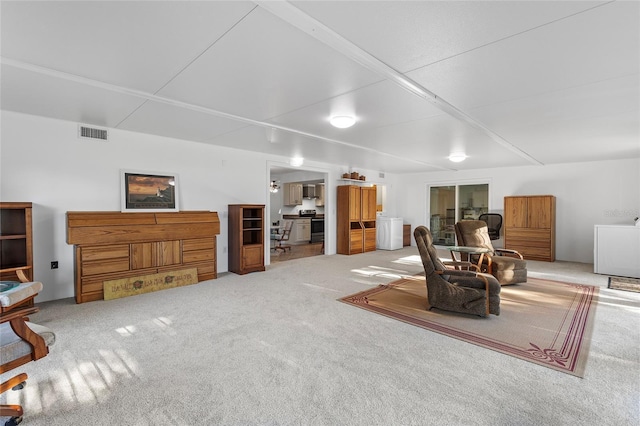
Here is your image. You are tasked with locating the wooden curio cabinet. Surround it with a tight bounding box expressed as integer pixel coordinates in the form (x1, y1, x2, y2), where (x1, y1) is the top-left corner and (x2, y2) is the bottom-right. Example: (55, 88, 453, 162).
(0, 201, 34, 284)
(228, 204, 265, 274)
(337, 185, 377, 255)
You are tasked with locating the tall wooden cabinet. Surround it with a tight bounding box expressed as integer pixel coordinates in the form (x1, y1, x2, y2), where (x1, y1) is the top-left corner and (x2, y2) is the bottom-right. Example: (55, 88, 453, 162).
(67, 211, 220, 303)
(228, 204, 265, 274)
(337, 185, 377, 255)
(0, 202, 33, 283)
(504, 195, 556, 261)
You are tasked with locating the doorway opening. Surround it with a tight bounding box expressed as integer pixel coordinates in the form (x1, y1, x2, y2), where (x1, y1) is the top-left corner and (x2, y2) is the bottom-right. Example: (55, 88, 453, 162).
(268, 164, 327, 263)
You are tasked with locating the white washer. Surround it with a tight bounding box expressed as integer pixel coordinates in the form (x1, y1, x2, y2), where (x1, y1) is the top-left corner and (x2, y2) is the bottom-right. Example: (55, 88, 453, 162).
(376, 217, 404, 250)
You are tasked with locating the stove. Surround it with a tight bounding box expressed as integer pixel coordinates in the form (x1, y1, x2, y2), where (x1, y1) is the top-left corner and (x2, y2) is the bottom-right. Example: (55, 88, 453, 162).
(299, 209, 317, 217)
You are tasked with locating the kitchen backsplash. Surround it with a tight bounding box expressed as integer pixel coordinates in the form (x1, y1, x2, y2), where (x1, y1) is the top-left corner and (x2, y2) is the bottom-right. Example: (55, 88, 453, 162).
(279, 198, 325, 216)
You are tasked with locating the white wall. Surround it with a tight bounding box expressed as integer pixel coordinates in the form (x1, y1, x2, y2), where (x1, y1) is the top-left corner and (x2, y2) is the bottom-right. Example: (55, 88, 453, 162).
(5, 111, 632, 301)
(0, 112, 357, 302)
(397, 158, 640, 264)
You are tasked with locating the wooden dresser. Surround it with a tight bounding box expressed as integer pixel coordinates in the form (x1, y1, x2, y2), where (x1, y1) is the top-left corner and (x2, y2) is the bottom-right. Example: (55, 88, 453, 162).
(504, 195, 556, 261)
(67, 211, 220, 303)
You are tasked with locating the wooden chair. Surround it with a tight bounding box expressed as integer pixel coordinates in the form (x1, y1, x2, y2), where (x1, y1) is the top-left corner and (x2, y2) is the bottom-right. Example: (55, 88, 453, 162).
(1, 266, 37, 315)
(454, 220, 527, 285)
(272, 220, 293, 253)
(1, 277, 54, 426)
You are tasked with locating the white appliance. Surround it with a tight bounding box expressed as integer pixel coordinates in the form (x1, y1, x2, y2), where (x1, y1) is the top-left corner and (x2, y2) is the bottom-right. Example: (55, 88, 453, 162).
(594, 225, 640, 278)
(376, 217, 403, 250)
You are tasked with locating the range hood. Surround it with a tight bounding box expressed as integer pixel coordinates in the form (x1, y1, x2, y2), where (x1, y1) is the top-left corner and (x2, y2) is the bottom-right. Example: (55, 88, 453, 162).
(302, 184, 317, 199)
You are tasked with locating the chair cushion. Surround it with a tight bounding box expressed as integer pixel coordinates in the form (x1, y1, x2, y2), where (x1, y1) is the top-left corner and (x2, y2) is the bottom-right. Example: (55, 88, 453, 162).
(0, 281, 43, 308)
(0, 321, 55, 364)
(491, 256, 527, 271)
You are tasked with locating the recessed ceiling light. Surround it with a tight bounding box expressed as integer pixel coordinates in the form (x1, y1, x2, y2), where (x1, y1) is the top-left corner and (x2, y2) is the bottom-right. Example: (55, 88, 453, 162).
(290, 157, 304, 167)
(329, 116, 356, 128)
(448, 152, 467, 163)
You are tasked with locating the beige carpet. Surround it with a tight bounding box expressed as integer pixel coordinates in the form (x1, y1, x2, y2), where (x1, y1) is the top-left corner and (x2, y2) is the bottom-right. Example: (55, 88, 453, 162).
(340, 276, 599, 377)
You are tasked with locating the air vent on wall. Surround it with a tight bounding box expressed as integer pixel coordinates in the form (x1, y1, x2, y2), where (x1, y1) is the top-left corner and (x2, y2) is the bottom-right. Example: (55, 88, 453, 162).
(78, 124, 108, 141)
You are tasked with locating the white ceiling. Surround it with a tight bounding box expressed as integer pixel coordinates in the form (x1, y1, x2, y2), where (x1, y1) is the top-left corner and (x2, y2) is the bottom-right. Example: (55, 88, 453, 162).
(1, 1, 638, 173)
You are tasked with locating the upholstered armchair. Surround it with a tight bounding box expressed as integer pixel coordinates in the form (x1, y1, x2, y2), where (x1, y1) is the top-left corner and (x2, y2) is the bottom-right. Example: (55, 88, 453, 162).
(414, 226, 500, 317)
(454, 220, 527, 285)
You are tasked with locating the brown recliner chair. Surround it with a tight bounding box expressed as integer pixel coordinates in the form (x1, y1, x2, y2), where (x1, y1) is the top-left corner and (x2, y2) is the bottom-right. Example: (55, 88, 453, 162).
(454, 220, 527, 285)
(414, 226, 500, 317)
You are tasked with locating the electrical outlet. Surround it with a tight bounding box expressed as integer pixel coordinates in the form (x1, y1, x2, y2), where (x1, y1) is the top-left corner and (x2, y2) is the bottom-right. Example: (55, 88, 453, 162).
(51, 261, 58, 269)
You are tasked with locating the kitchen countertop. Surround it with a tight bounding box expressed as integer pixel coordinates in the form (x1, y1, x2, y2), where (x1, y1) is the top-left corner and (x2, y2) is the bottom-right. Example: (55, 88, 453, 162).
(283, 214, 324, 219)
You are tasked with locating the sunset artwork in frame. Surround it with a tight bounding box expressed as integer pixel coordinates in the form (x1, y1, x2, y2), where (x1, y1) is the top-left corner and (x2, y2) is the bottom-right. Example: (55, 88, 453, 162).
(120, 170, 179, 212)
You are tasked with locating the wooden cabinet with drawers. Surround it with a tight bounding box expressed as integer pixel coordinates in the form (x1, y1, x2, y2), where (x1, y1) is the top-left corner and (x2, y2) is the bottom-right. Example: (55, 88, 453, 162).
(504, 195, 556, 261)
(67, 211, 220, 303)
(337, 185, 377, 255)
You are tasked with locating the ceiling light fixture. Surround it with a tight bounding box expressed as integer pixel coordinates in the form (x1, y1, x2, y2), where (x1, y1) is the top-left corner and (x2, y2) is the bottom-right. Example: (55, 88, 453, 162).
(289, 157, 304, 167)
(448, 152, 467, 163)
(329, 116, 356, 129)
(269, 180, 280, 193)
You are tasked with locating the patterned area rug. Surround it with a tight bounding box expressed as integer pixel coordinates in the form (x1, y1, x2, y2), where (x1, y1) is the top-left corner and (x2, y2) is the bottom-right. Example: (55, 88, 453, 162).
(608, 276, 640, 293)
(339, 277, 599, 377)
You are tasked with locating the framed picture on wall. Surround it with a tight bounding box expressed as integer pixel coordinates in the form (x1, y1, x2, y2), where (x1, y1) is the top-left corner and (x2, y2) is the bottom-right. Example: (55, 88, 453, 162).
(120, 169, 179, 212)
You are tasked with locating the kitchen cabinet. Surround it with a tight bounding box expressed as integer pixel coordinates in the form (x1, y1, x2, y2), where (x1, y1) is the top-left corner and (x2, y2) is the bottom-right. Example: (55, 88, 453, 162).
(504, 195, 555, 261)
(67, 211, 220, 303)
(337, 185, 377, 255)
(284, 183, 303, 206)
(228, 204, 265, 275)
(472, 190, 488, 208)
(315, 184, 325, 207)
(291, 218, 311, 243)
